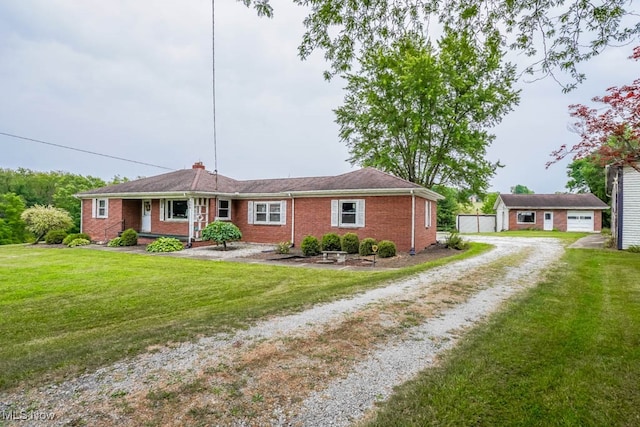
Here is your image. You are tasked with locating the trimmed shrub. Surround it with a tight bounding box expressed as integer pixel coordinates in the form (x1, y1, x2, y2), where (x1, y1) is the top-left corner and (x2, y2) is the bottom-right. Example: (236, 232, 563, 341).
(63, 233, 91, 246)
(341, 232, 360, 254)
(321, 233, 342, 251)
(44, 229, 68, 244)
(377, 240, 397, 258)
(107, 237, 124, 247)
(68, 238, 90, 247)
(275, 241, 291, 254)
(120, 228, 138, 246)
(201, 221, 242, 250)
(146, 237, 184, 253)
(628, 245, 640, 253)
(359, 237, 377, 256)
(301, 235, 321, 256)
(445, 232, 469, 250)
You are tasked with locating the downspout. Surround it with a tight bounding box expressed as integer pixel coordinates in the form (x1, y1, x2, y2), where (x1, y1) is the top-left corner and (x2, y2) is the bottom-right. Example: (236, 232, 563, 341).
(617, 168, 624, 250)
(289, 193, 295, 247)
(410, 190, 416, 255)
(79, 198, 84, 234)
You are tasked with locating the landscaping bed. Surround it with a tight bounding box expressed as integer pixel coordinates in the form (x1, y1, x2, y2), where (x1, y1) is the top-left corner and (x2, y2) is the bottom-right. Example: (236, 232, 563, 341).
(244, 243, 460, 268)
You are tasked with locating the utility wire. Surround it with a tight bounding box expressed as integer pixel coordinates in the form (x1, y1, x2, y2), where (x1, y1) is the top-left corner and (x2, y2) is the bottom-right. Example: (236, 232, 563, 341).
(0, 131, 175, 171)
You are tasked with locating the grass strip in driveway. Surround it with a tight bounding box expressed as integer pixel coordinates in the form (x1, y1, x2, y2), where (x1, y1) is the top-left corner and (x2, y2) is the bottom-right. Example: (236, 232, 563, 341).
(365, 248, 640, 426)
(0, 243, 488, 391)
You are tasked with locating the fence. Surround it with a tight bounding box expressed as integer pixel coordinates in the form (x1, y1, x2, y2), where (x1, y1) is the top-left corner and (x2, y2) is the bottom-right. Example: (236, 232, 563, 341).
(456, 214, 496, 233)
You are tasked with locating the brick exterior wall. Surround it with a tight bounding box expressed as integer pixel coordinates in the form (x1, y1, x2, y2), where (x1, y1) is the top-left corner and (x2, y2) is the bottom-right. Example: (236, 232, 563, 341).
(81, 198, 125, 242)
(507, 209, 602, 232)
(233, 195, 437, 252)
(82, 195, 439, 251)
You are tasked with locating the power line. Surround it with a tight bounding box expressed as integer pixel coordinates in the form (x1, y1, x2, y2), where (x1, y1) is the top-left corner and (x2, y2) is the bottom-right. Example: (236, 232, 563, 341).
(0, 131, 175, 171)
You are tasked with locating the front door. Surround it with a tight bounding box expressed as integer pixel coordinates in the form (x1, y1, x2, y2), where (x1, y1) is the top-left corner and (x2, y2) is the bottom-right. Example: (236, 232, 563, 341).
(543, 211, 553, 231)
(141, 200, 152, 232)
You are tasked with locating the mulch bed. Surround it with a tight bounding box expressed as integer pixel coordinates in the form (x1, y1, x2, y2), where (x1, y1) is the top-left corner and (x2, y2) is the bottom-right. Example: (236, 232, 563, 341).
(244, 244, 460, 269)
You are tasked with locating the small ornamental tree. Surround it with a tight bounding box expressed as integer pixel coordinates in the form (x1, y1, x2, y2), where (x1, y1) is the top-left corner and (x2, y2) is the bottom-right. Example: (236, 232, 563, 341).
(201, 221, 242, 250)
(20, 205, 73, 243)
(548, 46, 640, 172)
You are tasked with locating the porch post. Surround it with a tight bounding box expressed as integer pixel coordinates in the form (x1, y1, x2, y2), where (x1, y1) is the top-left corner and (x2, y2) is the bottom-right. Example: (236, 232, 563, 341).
(188, 197, 195, 243)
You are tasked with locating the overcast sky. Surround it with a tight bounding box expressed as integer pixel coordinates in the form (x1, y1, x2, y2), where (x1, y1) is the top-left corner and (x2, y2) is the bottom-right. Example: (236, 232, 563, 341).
(0, 0, 637, 194)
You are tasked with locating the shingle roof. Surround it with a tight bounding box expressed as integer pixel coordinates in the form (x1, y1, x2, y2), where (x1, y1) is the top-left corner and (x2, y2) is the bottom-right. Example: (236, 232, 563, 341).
(77, 167, 441, 199)
(77, 168, 239, 195)
(497, 193, 609, 209)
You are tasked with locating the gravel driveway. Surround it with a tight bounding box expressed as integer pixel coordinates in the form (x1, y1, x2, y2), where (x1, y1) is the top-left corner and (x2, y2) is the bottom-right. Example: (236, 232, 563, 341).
(0, 236, 565, 426)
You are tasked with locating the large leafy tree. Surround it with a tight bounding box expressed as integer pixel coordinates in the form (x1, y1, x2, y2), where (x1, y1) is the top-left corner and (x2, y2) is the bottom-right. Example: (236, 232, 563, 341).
(511, 184, 535, 194)
(0, 193, 26, 244)
(566, 157, 608, 201)
(0, 168, 112, 233)
(548, 47, 640, 170)
(566, 156, 610, 226)
(20, 205, 73, 243)
(245, 0, 638, 90)
(335, 31, 519, 195)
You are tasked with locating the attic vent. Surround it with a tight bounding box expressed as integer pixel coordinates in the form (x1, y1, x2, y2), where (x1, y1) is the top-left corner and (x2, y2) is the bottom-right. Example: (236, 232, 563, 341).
(192, 162, 205, 170)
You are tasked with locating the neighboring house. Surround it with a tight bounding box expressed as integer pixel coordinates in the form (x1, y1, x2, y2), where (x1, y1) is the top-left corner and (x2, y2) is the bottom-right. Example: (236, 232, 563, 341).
(608, 165, 640, 249)
(494, 193, 608, 232)
(76, 163, 444, 252)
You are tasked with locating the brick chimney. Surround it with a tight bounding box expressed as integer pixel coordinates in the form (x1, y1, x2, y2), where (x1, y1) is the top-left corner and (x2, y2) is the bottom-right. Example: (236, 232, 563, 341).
(192, 161, 205, 170)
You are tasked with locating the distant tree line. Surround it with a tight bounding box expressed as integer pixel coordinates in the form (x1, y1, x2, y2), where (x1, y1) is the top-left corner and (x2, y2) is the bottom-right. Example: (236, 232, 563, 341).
(0, 168, 127, 244)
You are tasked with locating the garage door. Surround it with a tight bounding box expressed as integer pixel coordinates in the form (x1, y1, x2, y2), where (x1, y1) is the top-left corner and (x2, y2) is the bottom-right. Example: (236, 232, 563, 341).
(567, 210, 594, 232)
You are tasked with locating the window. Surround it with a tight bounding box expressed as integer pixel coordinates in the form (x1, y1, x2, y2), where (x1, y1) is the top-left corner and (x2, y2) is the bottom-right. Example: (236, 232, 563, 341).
(217, 199, 230, 220)
(166, 200, 189, 220)
(425, 200, 432, 228)
(92, 198, 108, 219)
(331, 199, 365, 227)
(248, 201, 286, 225)
(517, 211, 536, 224)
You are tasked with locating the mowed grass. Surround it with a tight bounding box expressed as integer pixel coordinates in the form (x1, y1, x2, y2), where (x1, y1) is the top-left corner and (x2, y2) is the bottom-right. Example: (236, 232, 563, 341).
(366, 248, 640, 426)
(0, 243, 488, 391)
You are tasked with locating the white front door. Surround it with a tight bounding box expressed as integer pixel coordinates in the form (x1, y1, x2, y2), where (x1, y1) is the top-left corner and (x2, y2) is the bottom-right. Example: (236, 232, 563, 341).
(141, 200, 152, 232)
(543, 212, 553, 231)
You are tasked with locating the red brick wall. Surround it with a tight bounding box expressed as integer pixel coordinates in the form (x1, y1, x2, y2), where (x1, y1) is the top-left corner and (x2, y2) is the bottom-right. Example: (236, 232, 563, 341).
(507, 209, 602, 232)
(122, 199, 141, 231)
(82, 195, 440, 250)
(233, 199, 292, 244)
(232, 195, 438, 252)
(81, 199, 124, 242)
(149, 199, 189, 236)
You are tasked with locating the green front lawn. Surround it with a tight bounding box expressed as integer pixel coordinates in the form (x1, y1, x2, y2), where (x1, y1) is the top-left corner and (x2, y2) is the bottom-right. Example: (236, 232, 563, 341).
(367, 248, 640, 426)
(0, 244, 486, 391)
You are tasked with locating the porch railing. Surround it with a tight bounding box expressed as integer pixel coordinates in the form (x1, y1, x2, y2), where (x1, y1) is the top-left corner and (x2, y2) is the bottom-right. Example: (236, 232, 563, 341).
(104, 220, 125, 241)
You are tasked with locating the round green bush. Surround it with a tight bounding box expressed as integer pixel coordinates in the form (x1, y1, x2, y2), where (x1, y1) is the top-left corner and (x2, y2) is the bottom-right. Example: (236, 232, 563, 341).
(68, 238, 90, 247)
(120, 228, 138, 246)
(301, 235, 321, 256)
(45, 229, 68, 244)
(321, 233, 342, 251)
(377, 240, 397, 258)
(202, 221, 242, 250)
(359, 237, 377, 256)
(63, 233, 91, 246)
(146, 237, 184, 253)
(341, 233, 360, 254)
(107, 237, 124, 247)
